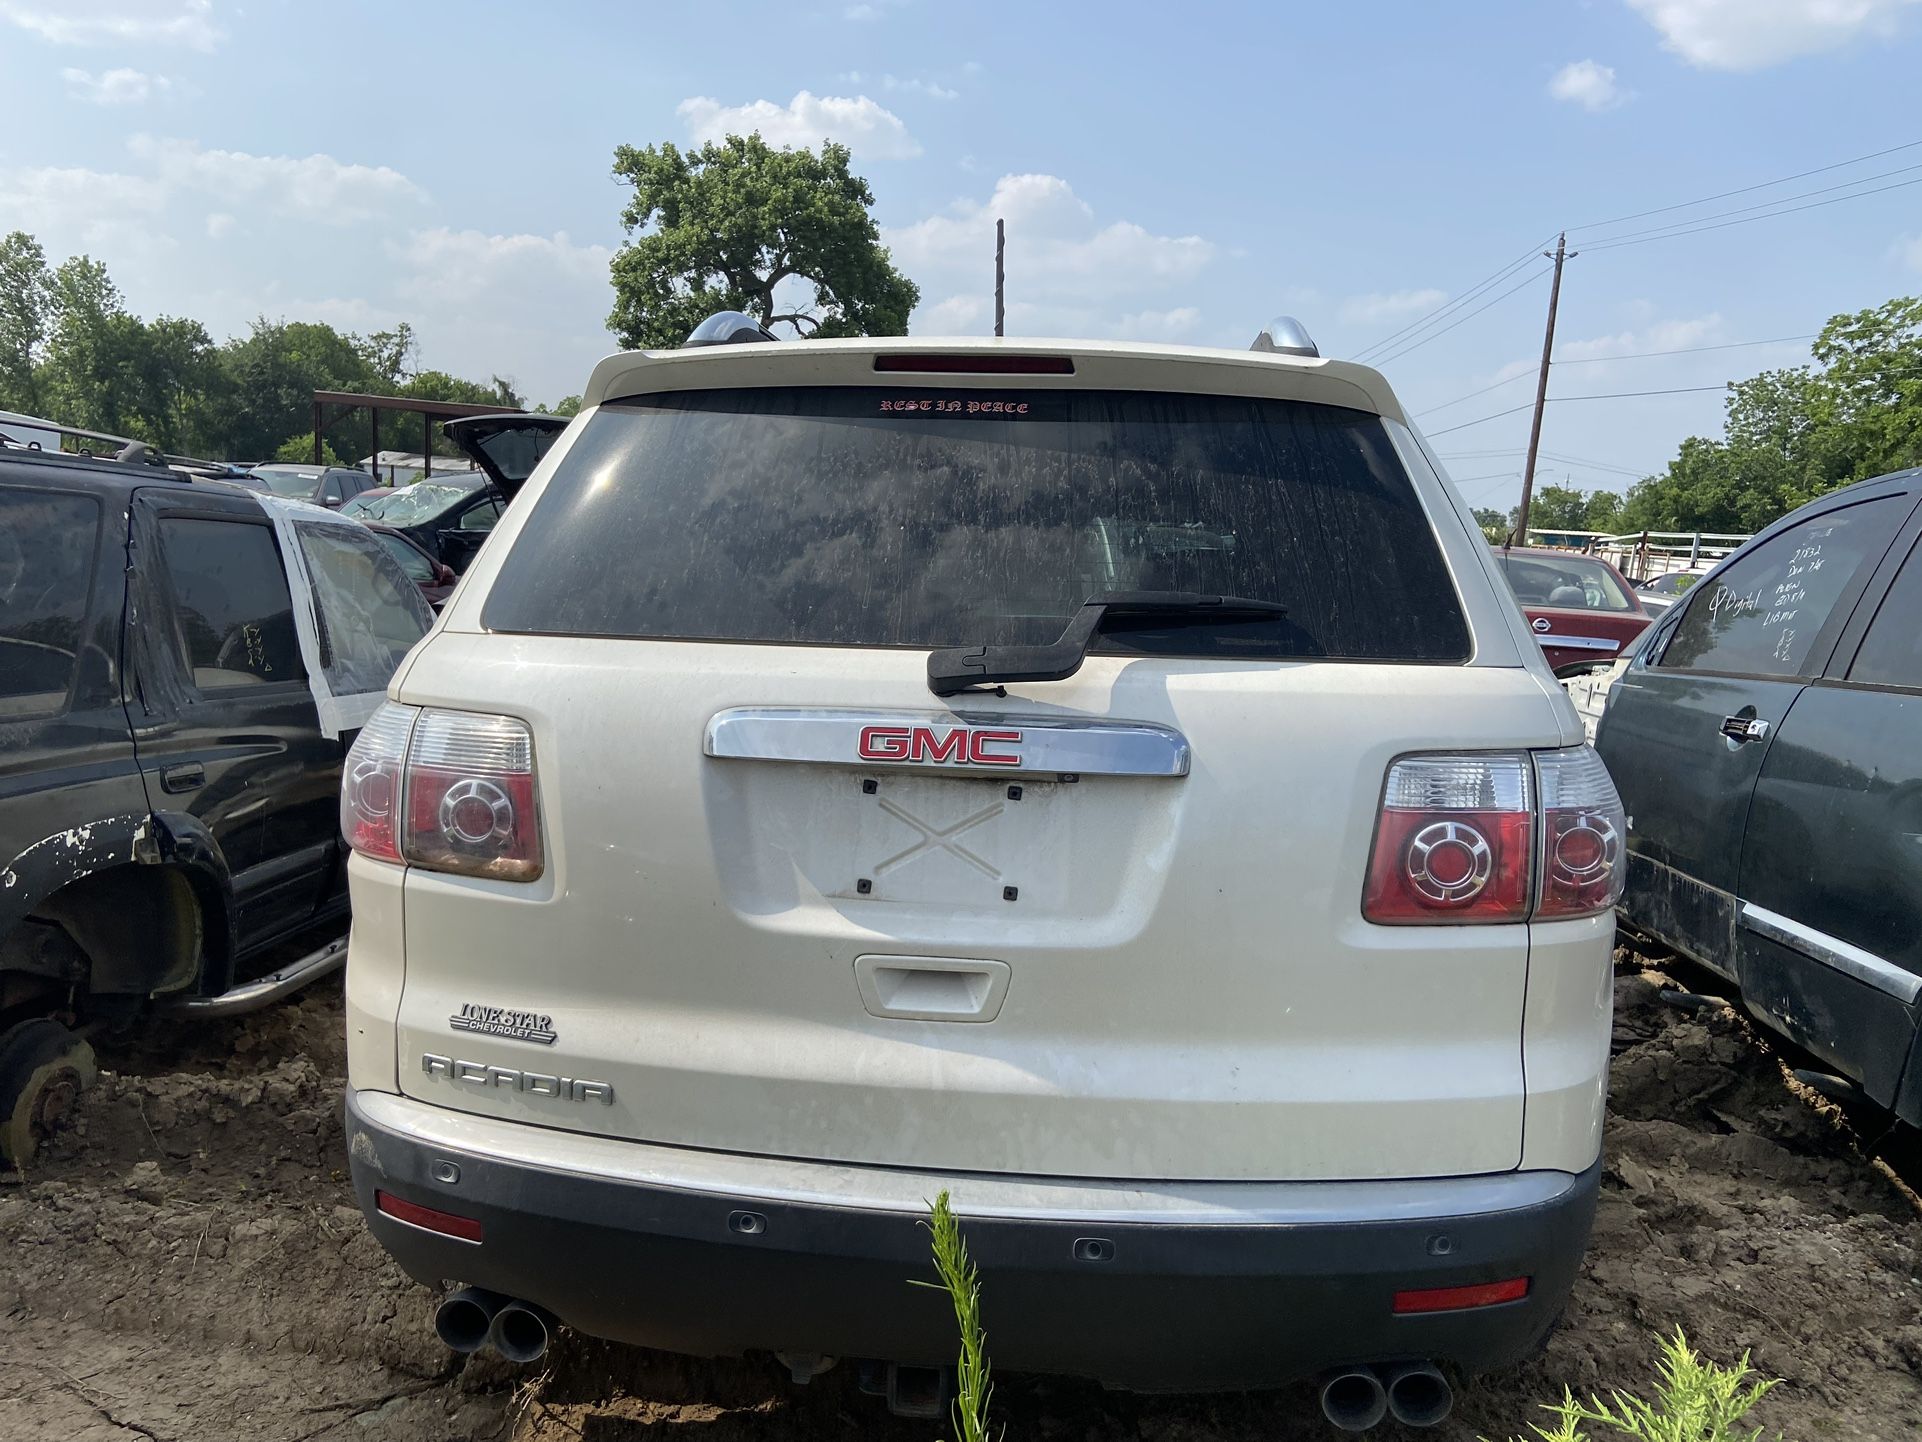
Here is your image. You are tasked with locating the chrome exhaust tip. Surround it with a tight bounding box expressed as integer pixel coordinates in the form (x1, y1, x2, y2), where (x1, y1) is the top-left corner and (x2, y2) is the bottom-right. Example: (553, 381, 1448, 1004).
(1384, 1361, 1454, 1428)
(488, 1299, 555, 1364)
(1319, 1367, 1389, 1432)
(433, 1286, 505, 1354)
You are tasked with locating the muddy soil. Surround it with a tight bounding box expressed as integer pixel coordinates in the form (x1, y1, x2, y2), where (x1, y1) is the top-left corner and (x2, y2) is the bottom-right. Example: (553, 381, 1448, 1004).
(4, 947, 1919, 1441)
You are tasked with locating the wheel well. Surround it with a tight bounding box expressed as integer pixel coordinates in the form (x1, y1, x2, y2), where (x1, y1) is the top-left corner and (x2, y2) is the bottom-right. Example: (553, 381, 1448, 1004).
(14, 864, 206, 1001)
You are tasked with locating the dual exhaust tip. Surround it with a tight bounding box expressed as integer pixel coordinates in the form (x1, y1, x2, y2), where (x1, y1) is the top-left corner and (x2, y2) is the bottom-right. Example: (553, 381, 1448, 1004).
(434, 1286, 553, 1364)
(1320, 1361, 1453, 1431)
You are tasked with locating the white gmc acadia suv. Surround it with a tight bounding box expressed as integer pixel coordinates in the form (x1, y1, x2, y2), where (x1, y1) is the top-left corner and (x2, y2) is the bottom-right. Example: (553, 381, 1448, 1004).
(340, 315, 1622, 1429)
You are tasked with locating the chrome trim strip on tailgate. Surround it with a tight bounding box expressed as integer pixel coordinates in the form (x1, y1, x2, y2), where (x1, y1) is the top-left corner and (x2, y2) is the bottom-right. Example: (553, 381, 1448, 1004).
(1537, 634, 1621, 652)
(1740, 902, 1922, 1004)
(705, 707, 1190, 777)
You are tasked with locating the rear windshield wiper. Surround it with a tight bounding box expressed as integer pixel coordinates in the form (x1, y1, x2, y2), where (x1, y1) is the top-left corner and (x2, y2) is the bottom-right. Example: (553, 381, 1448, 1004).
(927, 591, 1288, 697)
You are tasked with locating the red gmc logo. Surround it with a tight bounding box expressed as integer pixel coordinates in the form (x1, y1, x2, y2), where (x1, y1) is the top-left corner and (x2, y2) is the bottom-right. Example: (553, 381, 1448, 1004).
(857, 725, 1023, 767)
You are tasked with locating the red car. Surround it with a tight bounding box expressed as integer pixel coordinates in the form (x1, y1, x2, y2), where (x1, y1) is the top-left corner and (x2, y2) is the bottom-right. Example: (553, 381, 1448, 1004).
(1492, 546, 1651, 675)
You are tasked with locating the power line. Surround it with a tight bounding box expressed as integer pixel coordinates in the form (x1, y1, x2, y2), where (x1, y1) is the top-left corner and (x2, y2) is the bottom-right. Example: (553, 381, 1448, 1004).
(1352, 234, 1557, 362)
(1575, 137, 1922, 233)
(1415, 334, 1817, 418)
(1551, 384, 1730, 401)
(1423, 384, 1729, 438)
(1581, 174, 1922, 253)
(1555, 334, 1816, 364)
(1372, 269, 1551, 368)
(1575, 161, 1922, 248)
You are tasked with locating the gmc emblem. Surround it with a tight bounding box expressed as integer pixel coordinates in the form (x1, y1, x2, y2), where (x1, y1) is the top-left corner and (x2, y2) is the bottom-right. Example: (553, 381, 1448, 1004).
(857, 724, 1023, 767)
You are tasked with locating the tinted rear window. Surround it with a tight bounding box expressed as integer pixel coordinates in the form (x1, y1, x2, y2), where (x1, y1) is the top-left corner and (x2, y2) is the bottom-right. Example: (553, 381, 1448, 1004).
(481, 388, 1469, 662)
(0, 487, 99, 718)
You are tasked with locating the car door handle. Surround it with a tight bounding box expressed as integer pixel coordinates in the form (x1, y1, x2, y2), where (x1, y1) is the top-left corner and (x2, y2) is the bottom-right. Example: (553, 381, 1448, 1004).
(1719, 715, 1771, 744)
(160, 762, 206, 793)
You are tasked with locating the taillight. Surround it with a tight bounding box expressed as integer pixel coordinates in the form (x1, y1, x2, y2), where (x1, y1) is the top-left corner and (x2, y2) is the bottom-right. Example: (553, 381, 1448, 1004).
(1535, 745, 1625, 919)
(1362, 747, 1623, 925)
(341, 702, 417, 864)
(1364, 755, 1533, 924)
(340, 703, 543, 882)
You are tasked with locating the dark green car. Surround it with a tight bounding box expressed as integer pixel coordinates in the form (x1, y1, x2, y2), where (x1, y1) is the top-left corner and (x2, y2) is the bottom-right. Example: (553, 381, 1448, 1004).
(1596, 468, 1922, 1124)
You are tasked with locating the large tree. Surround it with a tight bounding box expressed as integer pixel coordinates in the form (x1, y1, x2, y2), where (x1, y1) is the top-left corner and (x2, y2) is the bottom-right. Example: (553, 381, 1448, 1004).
(607, 135, 919, 349)
(0, 231, 51, 413)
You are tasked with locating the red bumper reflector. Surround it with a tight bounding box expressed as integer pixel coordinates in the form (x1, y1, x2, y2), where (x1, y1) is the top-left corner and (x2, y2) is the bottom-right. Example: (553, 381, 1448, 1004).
(376, 1190, 483, 1242)
(873, 354, 1075, 374)
(1392, 1276, 1529, 1314)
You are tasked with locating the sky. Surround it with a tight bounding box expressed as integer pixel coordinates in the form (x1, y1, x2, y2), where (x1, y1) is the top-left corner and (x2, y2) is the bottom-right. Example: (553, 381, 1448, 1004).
(5, 0, 1922, 516)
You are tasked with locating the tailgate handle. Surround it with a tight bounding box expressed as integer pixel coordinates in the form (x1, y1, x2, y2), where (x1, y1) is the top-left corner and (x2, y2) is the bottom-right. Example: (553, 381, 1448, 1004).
(854, 955, 1011, 1023)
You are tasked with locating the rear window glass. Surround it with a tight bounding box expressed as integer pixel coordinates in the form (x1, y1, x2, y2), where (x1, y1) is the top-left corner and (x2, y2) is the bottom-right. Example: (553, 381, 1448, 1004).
(1495, 552, 1636, 612)
(481, 388, 1469, 662)
(159, 517, 305, 689)
(0, 488, 99, 719)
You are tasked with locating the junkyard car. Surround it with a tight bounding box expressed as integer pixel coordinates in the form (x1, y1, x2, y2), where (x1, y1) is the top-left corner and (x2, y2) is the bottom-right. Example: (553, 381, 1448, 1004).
(249, 462, 383, 509)
(1597, 469, 1922, 1126)
(1493, 546, 1652, 675)
(340, 318, 1623, 1412)
(0, 445, 432, 1163)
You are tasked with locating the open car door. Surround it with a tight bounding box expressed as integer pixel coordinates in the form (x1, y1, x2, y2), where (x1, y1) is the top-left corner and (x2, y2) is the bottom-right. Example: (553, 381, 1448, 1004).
(441, 413, 568, 502)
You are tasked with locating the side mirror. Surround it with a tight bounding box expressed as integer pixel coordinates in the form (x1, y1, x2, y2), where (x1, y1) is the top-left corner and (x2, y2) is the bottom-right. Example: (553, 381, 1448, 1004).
(436, 563, 457, 585)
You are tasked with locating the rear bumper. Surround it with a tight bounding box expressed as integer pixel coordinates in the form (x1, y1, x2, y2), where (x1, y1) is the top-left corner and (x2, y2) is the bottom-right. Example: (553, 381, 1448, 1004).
(346, 1090, 1598, 1391)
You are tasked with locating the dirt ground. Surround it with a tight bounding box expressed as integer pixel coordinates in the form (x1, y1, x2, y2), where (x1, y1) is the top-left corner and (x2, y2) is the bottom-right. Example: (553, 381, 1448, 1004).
(4, 945, 1920, 1442)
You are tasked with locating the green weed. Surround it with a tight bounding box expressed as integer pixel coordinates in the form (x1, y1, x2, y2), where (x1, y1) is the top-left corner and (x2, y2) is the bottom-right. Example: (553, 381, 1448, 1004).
(1491, 1327, 1783, 1442)
(919, 1190, 996, 1442)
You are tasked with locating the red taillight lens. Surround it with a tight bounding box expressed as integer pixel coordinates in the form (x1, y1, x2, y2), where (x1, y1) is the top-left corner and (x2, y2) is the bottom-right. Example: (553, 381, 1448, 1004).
(1392, 1276, 1529, 1314)
(340, 703, 543, 882)
(1535, 746, 1626, 919)
(1363, 755, 1533, 925)
(402, 709, 543, 882)
(375, 1189, 483, 1242)
(340, 703, 418, 864)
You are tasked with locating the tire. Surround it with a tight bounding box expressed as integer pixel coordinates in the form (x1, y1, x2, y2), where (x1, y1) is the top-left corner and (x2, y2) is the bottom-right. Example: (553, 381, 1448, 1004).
(0, 1018, 98, 1167)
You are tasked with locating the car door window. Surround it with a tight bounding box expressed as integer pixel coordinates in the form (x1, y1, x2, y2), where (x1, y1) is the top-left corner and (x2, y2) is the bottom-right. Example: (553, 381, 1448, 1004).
(159, 517, 305, 690)
(291, 521, 433, 697)
(1847, 535, 1922, 688)
(321, 475, 345, 505)
(459, 497, 502, 531)
(376, 532, 435, 583)
(1658, 498, 1903, 678)
(0, 489, 100, 719)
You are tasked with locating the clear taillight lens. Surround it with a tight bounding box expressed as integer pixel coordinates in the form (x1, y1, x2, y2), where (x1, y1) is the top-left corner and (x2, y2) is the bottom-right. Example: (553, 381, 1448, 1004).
(1534, 745, 1625, 919)
(1363, 754, 1533, 925)
(340, 702, 418, 864)
(339, 703, 543, 882)
(401, 709, 543, 882)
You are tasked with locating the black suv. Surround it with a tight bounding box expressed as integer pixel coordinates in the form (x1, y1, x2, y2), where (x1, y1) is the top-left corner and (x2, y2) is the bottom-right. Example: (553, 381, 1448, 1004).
(0, 446, 432, 1162)
(1597, 470, 1922, 1126)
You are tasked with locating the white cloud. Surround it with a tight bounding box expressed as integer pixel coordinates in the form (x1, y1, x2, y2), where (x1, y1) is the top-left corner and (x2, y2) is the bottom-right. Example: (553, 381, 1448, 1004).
(61, 66, 173, 103)
(844, 0, 910, 18)
(1626, 0, 1919, 70)
(204, 211, 233, 238)
(1112, 306, 1202, 341)
(677, 91, 921, 160)
(884, 74, 959, 100)
(396, 228, 611, 297)
(1548, 58, 1630, 111)
(126, 135, 425, 224)
(1339, 288, 1448, 325)
(888, 173, 1215, 338)
(1, 0, 222, 49)
(1893, 233, 1922, 270)
(1559, 314, 1724, 362)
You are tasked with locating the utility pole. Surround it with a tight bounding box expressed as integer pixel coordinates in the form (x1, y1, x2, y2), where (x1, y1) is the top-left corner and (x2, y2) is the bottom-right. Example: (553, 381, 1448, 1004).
(994, 218, 1005, 337)
(1512, 231, 1574, 545)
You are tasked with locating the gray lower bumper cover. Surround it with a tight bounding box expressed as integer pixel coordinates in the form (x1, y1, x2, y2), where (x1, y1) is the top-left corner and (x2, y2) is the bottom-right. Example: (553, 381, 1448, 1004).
(345, 1090, 1598, 1392)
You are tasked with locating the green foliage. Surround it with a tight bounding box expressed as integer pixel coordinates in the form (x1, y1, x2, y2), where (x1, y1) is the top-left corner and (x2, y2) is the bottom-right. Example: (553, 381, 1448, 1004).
(0, 230, 51, 412)
(919, 1192, 995, 1442)
(0, 232, 569, 463)
(608, 134, 918, 349)
(1489, 1329, 1782, 1442)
